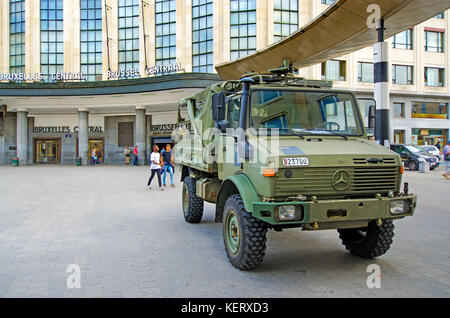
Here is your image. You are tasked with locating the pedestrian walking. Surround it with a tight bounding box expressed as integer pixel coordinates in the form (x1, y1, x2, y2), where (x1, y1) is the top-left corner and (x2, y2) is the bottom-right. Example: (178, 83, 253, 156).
(96, 150, 102, 164)
(443, 140, 450, 179)
(147, 145, 164, 191)
(124, 146, 130, 165)
(133, 145, 139, 166)
(90, 148, 97, 167)
(161, 144, 175, 187)
(435, 140, 441, 151)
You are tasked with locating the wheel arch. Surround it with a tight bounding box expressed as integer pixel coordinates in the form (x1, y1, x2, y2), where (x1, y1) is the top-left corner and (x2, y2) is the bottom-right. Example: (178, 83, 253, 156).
(215, 174, 260, 223)
(180, 165, 190, 182)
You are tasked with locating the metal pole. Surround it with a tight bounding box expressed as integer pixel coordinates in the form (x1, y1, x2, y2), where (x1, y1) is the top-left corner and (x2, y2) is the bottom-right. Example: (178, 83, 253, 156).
(374, 19, 390, 147)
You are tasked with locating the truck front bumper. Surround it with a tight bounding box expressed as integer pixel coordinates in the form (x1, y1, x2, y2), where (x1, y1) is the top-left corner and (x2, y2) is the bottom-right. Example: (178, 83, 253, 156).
(251, 194, 416, 229)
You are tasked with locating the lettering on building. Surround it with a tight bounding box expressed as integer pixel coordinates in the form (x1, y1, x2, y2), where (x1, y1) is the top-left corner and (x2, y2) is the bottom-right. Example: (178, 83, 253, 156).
(33, 126, 104, 134)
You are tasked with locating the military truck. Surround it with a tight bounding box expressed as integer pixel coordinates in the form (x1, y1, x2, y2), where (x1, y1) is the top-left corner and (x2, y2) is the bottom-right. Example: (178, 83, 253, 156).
(173, 65, 416, 270)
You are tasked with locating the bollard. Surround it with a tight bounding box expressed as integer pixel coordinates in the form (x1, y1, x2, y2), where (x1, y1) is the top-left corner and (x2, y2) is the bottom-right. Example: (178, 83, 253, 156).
(418, 158, 429, 173)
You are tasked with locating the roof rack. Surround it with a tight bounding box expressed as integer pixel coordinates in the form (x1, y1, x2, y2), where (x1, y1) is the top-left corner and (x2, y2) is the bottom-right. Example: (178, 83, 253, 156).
(241, 59, 333, 88)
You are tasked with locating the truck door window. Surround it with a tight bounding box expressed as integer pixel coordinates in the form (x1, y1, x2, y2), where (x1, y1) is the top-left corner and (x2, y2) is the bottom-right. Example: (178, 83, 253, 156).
(227, 97, 240, 130)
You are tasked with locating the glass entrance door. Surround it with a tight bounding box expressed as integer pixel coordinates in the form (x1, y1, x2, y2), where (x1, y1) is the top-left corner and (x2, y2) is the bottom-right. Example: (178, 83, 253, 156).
(35, 139, 61, 164)
(88, 139, 104, 163)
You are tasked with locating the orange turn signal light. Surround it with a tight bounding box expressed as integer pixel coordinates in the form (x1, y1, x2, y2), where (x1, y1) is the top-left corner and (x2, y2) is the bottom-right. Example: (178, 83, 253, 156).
(400, 166, 404, 174)
(262, 168, 276, 177)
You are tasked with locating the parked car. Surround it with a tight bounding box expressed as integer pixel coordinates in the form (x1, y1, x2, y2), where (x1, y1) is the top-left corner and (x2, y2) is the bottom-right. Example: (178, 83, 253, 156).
(390, 144, 439, 171)
(416, 145, 443, 161)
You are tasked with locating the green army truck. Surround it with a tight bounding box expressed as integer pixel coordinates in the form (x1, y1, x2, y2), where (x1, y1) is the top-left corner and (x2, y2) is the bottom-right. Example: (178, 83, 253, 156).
(173, 67, 416, 270)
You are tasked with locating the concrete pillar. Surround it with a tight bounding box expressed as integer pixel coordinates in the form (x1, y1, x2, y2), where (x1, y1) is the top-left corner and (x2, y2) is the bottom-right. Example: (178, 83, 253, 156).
(16, 110, 28, 166)
(27, 116, 34, 164)
(78, 109, 89, 165)
(135, 107, 146, 165)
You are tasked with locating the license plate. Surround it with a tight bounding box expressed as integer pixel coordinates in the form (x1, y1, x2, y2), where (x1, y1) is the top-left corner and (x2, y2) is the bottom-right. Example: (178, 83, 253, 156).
(282, 157, 309, 167)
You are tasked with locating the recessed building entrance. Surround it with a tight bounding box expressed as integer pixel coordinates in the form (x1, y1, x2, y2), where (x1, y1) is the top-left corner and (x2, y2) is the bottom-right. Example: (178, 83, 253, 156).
(34, 139, 61, 164)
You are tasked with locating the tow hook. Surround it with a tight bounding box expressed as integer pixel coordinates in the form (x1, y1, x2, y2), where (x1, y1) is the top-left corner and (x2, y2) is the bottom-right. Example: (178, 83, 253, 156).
(377, 218, 383, 227)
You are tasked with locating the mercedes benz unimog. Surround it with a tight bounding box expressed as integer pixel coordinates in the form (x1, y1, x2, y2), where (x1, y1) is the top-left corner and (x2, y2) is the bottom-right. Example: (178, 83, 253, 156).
(173, 65, 416, 270)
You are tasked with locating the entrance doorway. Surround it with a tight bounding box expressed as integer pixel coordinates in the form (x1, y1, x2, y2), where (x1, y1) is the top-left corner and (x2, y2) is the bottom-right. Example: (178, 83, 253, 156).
(151, 137, 173, 152)
(88, 139, 104, 163)
(394, 130, 405, 144)
(35, 139, 61, 164)
(76, 138, 104, 163)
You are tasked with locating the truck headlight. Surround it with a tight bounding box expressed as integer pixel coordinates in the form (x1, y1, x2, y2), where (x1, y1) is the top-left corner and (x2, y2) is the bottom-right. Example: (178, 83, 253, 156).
(275, 205, 303, 221)
(390, 200, 407, 215)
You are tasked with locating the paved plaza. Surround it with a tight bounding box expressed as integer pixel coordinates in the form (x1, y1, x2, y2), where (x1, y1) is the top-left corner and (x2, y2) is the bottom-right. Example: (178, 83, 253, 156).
(0, 164, 449, 298)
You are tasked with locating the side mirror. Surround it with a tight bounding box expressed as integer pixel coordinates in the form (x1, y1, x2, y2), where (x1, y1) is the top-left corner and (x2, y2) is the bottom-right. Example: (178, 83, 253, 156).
(212, 93, 226, 122)
(368, 105, 376, 129)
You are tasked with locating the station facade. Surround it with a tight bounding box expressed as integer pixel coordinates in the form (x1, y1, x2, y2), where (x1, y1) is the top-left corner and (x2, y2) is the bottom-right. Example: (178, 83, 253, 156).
(0, 0, 449, 165)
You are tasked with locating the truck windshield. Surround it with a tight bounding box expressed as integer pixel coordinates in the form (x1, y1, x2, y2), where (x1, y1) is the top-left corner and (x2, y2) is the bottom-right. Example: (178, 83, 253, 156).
(250, 90, 364, 136)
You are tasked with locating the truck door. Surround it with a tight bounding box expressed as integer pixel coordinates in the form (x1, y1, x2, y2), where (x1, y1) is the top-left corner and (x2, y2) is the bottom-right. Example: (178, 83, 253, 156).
(218, 96, 241, 180)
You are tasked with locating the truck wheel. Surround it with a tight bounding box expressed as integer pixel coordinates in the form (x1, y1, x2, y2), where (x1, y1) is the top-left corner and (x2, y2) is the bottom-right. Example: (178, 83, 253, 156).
(182, 176, 204, 223)
(337, 220, 395, 258)
(223, 194, 268, 270)
(408, 160, 418, 171)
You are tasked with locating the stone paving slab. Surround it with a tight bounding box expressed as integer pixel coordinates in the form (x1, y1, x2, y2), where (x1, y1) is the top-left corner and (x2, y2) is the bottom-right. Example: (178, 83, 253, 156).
(0, 165, 449, 298)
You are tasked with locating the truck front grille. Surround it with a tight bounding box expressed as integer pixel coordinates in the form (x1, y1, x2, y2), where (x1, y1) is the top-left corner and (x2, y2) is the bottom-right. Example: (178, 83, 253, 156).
(275, 166, 398, 198)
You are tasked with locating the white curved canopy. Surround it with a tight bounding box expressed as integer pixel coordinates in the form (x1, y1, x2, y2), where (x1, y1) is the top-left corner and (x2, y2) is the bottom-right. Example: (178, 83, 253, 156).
(216, 0, 450, 80)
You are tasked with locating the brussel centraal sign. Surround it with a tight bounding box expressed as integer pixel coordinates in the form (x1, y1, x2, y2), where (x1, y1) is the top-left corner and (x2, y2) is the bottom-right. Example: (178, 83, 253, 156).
(107, 63, 183, 79)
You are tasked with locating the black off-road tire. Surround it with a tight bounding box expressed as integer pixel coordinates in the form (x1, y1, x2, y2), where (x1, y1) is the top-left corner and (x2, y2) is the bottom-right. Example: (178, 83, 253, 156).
(182, 176, 204, 223)
(223, 194, 268, 270)
(337, 220, 395, 258)
(408, 160, 418, 171)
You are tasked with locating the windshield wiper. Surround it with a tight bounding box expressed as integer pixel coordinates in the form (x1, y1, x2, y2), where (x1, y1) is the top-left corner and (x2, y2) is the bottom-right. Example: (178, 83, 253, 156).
(301, 129, 348, 140)
(286, 129, 305, 140)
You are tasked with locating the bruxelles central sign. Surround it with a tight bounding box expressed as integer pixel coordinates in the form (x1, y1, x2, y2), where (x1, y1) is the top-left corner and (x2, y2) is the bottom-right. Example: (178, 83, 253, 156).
(0, 63, 183, 82)
(33, 126, 104, 133)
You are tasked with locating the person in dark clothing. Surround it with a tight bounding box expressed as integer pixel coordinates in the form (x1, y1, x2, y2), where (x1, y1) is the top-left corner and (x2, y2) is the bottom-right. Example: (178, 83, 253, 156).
(147, 145, 164, 191)
(133, 146, 138, 166)
(161, 144, 175, 187)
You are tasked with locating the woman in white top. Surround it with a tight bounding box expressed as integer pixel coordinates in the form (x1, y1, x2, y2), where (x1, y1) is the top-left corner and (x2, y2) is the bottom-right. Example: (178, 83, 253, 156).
(147, 144, 164, 191)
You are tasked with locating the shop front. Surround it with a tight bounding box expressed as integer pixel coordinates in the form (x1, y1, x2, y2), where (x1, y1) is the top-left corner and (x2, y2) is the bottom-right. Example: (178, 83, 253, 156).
(32, 115, 105, 164)
(34, 138, 61, 164)
(411, 128, 449, 148)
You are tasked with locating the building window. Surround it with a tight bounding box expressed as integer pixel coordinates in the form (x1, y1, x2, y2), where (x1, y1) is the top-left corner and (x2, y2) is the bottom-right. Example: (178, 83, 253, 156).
(81, 0, 102, 82)
(321, 0, 336, 4)
(155, 0, 176, 71)
(434, 12, 445, 19)
(40, 0, 64, 82)
(118, 122, 134, 147)
(357, 62, 374, 83)
(392, 64, 413, 85)
(9, 0, 25, 74)
(118, 0, 140, 74)
(425, 30, 444, 53)
(230, 0, 257, 60)
(321, 60, 346, 81)
(424, 67, 445, 87)
(273, 0, 298, 42)
(412, 102, 448, 119)
(192, 0, 213, 73)
(393, 103, 405, 118)
(392, 29, 413, 50)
